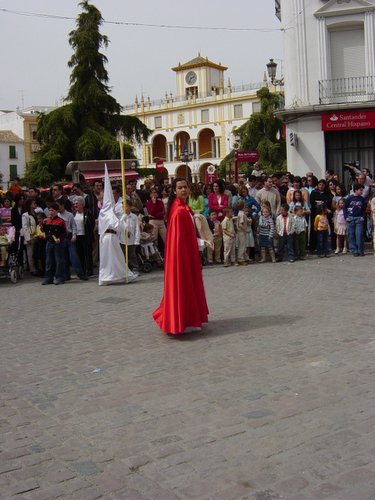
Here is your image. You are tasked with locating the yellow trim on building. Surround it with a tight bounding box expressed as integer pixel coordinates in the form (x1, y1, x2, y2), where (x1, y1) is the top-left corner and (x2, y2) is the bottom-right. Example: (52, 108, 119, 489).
(129, 94, 259, 118)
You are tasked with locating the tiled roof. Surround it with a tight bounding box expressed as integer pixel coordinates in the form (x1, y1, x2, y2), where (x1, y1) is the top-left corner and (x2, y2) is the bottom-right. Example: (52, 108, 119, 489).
(172, 55, 228, 72)
(0, 130, 23, 143)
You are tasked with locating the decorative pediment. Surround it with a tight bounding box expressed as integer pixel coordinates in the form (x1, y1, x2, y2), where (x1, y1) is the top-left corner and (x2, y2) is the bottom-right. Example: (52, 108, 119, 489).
(314, 0, 375, 18)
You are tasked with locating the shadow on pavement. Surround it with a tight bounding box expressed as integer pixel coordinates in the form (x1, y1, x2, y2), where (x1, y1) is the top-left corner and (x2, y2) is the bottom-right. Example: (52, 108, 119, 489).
(174, 314, 303, 341)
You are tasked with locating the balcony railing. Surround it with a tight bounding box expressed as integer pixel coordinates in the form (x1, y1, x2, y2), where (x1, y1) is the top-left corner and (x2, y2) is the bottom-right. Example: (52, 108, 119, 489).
(319, 76, 375, 105)
(123, 81, 263, 112)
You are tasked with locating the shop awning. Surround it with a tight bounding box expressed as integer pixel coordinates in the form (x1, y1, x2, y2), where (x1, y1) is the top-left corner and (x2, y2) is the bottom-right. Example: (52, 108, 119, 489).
(65, 159, 139, 183)
(81, 170, 138, 182)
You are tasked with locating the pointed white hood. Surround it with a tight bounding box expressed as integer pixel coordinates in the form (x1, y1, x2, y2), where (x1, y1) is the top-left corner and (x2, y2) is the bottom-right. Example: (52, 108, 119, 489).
(98, 164, 120, 235)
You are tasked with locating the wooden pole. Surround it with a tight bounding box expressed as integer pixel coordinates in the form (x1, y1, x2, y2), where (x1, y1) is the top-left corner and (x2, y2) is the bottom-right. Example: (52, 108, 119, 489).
(234, 151, 238, 183)
(118, 134, 129, 283)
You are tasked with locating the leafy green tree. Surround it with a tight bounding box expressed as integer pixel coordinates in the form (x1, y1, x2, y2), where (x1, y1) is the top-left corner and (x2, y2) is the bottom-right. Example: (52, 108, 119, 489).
(219, 87, 286, 177)
(25, 0, 150, 185)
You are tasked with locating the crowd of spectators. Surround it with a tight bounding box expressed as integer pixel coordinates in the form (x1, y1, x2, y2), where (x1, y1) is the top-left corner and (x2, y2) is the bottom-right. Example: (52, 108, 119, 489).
(0, 164, 374, 283)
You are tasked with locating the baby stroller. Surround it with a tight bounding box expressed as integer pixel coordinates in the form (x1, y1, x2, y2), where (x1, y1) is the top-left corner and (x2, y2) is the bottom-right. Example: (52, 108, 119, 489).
(137, 221, 164, 273)
(0, 227, 24, 284)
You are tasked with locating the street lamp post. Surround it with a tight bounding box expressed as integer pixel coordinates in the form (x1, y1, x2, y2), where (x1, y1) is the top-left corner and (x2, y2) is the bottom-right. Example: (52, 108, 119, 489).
(266, 58, 284, 87)
(233, 135, 240, 183)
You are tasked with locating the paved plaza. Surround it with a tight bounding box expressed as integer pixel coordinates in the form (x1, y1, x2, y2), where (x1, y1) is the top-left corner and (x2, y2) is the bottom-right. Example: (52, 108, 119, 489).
(1, 253, 375, 499)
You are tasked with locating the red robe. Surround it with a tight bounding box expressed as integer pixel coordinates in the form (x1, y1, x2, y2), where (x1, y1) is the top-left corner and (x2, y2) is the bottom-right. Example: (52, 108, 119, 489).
(152, 198, 209, 334)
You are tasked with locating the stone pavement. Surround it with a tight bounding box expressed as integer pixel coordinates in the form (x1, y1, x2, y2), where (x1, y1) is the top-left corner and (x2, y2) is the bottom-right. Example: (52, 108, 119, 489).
(0, 252, 375, 500)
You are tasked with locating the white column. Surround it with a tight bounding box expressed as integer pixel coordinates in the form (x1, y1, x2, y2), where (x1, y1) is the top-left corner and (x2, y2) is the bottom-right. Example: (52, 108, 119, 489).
(193, 140, 198, 159)
(317, 17, 328, 81)
(365, 11, 375, 76)
(294, 0, 309, 104)
(166, 143, 171, 162)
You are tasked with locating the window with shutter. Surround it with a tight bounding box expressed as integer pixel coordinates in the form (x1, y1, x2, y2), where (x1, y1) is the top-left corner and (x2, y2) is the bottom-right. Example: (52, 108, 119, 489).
(330, 28, 365, 79)
(234, 104, 243, 119)
(9, 145, 16, 159)
(201, 109, 209, 123)
(9, 165, 18, 180)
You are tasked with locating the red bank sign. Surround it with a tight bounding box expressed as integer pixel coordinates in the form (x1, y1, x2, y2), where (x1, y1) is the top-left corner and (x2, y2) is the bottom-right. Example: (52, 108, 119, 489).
(322, 110, 375, 131)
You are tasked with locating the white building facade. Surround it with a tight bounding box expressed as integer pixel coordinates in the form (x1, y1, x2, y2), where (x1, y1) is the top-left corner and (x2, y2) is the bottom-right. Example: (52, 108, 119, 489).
(0, 131, 25, 188)
(276, 0, 375, 181)
(0, 106, 54, 172)
(126, 55, 263, 183)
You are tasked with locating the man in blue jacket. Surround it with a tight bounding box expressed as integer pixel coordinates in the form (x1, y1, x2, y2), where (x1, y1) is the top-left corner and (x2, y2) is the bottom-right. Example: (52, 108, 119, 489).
(344, 183, 366, 256)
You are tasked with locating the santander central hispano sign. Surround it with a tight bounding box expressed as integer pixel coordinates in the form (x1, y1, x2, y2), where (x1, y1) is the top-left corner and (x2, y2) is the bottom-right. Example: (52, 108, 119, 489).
(322, 110, 375, 131)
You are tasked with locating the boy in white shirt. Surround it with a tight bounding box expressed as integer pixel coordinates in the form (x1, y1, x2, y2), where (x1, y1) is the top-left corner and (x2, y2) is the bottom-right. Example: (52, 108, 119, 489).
(293, 206, 308, 260)
(124, 200, 141, 275)
(276, 203, 296, 262)
(221, 207, 238, 267)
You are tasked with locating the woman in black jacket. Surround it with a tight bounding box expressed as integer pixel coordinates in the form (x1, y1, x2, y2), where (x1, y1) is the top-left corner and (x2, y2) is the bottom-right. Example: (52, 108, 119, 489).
(10, 193, 26, 262)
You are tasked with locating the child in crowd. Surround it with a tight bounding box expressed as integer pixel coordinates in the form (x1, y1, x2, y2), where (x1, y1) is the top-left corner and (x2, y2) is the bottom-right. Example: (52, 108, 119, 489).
(0, 224, 12, 268)
(139, 216, 163, 267)
(244, 205, 255, 262)
(236, 200, 250, 265)
(140, 218, 156, 259)
(0, 197, 12, 226)
(258, 205, 276, 263)
(33, 212, 46, 275)
(41, 202, 67, 285)
(125, 200, 141, 276)
(276, 203, 295, 262)
(207, 210, 223, 264)
(289, 190, 310, 216)
(314, 205, 330, 257)
(333, 198, 347, 254)
(221, 207, 237, 267)
(293, 206, 308, 260)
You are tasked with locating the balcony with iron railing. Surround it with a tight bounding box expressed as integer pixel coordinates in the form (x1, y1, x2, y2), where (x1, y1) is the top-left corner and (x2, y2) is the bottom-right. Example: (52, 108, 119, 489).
(319, 76, 375, 105)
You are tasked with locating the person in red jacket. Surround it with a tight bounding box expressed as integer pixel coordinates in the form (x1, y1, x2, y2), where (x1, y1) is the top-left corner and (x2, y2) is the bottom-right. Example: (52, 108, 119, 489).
(153, 178, 209, 335)
(145, 188, 166, 243)
(208, 181, 229, 222)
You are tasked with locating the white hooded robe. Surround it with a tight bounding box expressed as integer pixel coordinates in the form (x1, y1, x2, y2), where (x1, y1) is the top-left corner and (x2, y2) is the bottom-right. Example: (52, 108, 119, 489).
(98, 165, 136, 285)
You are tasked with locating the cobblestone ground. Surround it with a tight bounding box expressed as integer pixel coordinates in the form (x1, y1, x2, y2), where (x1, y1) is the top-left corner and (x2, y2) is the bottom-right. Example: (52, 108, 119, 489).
(1, 252, 375, 500)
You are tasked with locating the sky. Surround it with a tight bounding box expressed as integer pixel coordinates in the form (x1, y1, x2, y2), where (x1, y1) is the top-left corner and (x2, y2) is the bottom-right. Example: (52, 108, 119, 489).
(0, 0, 283, 111)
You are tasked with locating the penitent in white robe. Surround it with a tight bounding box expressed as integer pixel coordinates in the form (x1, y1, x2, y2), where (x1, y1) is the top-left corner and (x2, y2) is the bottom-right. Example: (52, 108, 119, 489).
(98, 164, 137, 286)
(98, 231, 136, 286)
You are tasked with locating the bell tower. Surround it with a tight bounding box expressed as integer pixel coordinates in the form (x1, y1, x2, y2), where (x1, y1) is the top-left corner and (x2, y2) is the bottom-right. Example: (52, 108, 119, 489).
(172, 54, 228, 98)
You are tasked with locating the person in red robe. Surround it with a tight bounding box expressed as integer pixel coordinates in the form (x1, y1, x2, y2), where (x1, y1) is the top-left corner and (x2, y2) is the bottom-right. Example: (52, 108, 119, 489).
(152, 178, 209, 335)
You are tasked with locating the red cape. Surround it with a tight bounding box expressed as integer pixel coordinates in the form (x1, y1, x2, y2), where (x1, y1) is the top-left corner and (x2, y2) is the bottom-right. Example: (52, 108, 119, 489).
(152, 198, 209, 334)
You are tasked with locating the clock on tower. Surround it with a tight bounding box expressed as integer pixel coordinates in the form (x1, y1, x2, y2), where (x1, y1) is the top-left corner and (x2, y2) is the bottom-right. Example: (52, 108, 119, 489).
(185, 71, 197, 85)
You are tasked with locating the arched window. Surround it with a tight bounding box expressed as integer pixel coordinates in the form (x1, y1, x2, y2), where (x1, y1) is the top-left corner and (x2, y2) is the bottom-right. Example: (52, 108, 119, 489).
(152, 135, 167, 162)
(198, 128, 215, 159)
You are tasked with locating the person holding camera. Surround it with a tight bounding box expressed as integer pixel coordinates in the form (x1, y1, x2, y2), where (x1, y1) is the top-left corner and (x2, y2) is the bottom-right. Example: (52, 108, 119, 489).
(345, 163, 371, 201)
